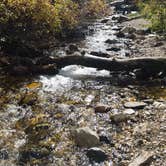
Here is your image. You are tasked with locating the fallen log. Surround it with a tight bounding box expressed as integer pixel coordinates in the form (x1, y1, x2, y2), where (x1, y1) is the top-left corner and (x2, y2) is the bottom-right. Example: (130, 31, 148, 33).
(2, 54, 166, 77)
(53, 55, 166, 73)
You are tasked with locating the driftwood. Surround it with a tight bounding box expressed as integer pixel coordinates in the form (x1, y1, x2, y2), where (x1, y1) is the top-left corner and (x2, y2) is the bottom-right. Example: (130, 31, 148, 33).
(53, 55, 166, 73)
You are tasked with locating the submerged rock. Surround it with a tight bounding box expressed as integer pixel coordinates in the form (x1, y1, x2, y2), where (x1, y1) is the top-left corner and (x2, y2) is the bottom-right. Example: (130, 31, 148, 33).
(124, 101, 147, 109)
(72, 127, 100, 147)
(129, 151, 154, 166)
(87, 147, 108, 163)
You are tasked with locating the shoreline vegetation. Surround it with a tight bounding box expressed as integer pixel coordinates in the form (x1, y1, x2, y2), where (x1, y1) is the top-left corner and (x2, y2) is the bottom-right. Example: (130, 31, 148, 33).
(0, 0, 108, 56)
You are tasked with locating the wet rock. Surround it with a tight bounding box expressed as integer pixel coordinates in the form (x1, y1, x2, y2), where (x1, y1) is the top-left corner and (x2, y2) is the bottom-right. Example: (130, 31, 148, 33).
(95, 104, 111, 113)
(110, 113, 132, 123)
(39, 64, 58, 75)
(134, 139, 144, 147)
(66, 44, 79, 54)
(124, 101, 147, 109)
(72, 127, 100, 147)
(115, 31, 125, 38)
(19, 146, 50, 162)
(69, 44, 79, 52)
(0, 149, 9, 160)
(125, 33, 136, 39)
(129, 151, 154, 166)
(106, 47, 121, 52)
(110, 0, 124, 7)
(87, 147, 108, 163)
(111, 26, 122, 31)
(112, 15, 129, 23)
(123, 109, 135, 115)
(142, 99, 154, 104)
(105, 39, 118, 44)
(120, 26, 136, 34)
(136, 28, 151, 35)
(99, 134, 112, 145)
(90, 51, 109, 58)
(152, 41, 164, 47)
(101, 19, 109, 23)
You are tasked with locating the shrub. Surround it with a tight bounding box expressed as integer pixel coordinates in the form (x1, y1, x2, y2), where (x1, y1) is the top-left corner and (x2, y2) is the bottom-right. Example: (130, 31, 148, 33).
(0, 0, 107, 56)
(138, 0, 166, 33)
(84, 0, 108, 18)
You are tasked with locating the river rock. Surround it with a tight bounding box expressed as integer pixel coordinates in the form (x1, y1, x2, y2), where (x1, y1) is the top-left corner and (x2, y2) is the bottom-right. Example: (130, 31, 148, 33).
(123, 109, 135, 115)
(110, 113, 132, 123)
(120, 26, 136, 34)
(69, 44, 79, 52)
(124, 101, 147, 109)
(101, 19, 109, 23)
(110, 0, 125, 8)
(106, 47, 121, 52)
(86, 147, 108, 163)
(73, 127, 100, 147)
(105, 39, 118, 44)
(95, 104, 111, 113)
(115, 31, 125, 38)
(66, 44, 79, 54)
(129, 151, 154, 166)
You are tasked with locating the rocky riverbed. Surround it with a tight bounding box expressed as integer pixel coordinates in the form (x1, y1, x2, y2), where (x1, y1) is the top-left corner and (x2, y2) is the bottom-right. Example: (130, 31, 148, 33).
(0, 0, 166, 166)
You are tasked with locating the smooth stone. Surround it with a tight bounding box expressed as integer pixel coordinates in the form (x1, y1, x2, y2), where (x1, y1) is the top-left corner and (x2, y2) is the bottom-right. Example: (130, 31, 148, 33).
(124, 101, 147, 109)
(73, 127, 100, 147)
(110, 113, 132, 123)
(123, 109, 135, 115)
(87, 147, 108, 163)
(95, 104, 111, 113)
(129, 151, 154, 166)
